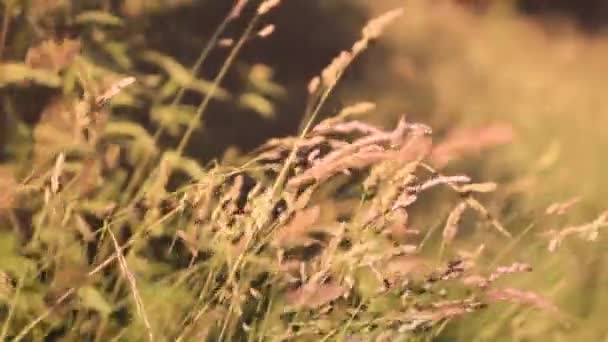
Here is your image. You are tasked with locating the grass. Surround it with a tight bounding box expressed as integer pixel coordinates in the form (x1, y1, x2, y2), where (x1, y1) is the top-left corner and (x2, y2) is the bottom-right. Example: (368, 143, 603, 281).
(0, 0, 606, 341)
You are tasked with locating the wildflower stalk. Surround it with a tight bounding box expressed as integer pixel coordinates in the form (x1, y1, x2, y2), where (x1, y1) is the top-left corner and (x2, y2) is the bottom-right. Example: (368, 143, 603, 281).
(270, 84, 337, 200)
(120, 1, 248, 205)
(270, 8, 404, 200)
(124, 3, 256, 207)
(176, 16, 259, 157)
(153, 2, 239, 141)
(0, 273, 23, 341)
(12, 208, 181, 341)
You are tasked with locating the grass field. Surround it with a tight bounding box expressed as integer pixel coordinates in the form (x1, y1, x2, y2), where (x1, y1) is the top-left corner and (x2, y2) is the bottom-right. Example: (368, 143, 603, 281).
(1, 1, 606, 341)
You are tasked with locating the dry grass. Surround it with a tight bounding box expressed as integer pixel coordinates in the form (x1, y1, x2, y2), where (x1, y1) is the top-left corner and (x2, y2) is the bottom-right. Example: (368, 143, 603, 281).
(0, 1, 606, 341)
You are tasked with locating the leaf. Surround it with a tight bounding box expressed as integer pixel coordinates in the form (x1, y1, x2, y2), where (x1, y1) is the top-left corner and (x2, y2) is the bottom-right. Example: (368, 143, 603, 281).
(78, 286, 113, 316)
(102, 41, 132, 69)
(239, 93, 275, 119)
(247, 64, 285, 97)
(0, 233, 35, 277)
(0, 63, 61, 87)
(104, 121, 158, 163)
(104, 121, 157, 153)
(162, 151, 206, 180)
(141, 51, 229, 99)
(150, 105, 199, 136)
(75, 55, 126, 82)
(75, 11, 123, 26)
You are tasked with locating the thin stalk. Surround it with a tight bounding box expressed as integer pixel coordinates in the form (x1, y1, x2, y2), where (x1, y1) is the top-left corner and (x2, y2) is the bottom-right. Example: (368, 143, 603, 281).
(153, 7, 235, 141)
(270, 85, 333, 200)
(124, 4, 239, 210)
(12, 208, 180, 341)
(217, 299, 235, 341)
(12, 288, 76, 342)
(255, 291, 275, 342)
(176, 16, 260, 157)
(0, 273, 24, 340)
(270, 49, 360, 201)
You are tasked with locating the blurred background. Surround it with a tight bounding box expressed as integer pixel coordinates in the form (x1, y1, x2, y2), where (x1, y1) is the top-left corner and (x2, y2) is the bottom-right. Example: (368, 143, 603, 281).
(2, 0, 608, 340)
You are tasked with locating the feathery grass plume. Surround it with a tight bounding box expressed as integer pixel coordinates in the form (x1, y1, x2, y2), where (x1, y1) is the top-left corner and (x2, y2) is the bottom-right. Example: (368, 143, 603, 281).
(288, 117, 427, 188)
(363, 164, 418, 225)
(307, 76, 321, 94)
(383, 208, 414, 240)
(390, 192, 418, 212)
(466, 197, 512, 238)
(218, 38, 234, 47)
(457, 182, 498, 193)
(108, 229, 153, 341)
(338, 101, 376, 117)
(415, 175, 472, 193)
(257, 24, 275, 37)
(289, 145, 387, 188)
(351, 8, 404, 56)
(361, 8, 404, 41)
(313, 119, 382, 136)
(272, 205, 321, 247)
(443, 201, 468, 245)
(431, 123, 514, 168)
(462, 262, 532, 289)
(274, 8, 403, 199)
(547, 210, 608, 252)
(488, 262, 532, 282)
(321, 51, 353, 88)
(257, 0, 281, 15)
(95, 76, 136, 107)
(220, 175, 245, 215)
(50, 152, 64, 194)
(545, 196, 582, 216)
(390, 174, 472, 212)
(486, 287, 560, 315)
(228, 0, 249, 20)
(395, 124, 433, 162)
(8, 2, 606, 340)
(426, 300, 485, 321)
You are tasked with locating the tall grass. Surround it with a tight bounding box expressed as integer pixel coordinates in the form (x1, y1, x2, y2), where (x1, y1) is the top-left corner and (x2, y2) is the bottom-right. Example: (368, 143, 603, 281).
(0, 0, 605, 341)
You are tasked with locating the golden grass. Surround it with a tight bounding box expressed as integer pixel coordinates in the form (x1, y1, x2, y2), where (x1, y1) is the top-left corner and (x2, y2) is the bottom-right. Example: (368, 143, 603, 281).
(0, 1, 606, 341)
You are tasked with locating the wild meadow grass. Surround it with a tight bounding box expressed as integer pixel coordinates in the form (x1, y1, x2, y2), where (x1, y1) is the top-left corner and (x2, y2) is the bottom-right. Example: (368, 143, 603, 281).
(0, 1, 606, 341)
